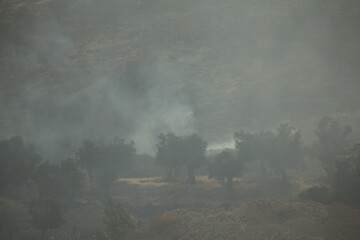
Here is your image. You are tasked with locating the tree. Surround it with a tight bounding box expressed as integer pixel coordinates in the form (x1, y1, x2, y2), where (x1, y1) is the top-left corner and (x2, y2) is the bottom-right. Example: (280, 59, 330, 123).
(34, 161, 64, 198)
(76, 140, 99, 181)
(332, 143, 360, 207)
(59, 157, 86, 197)
(76, 138, 135, 197)
(29, 199, 63, 240)
(156, 133, 183, 180)
(234, 125, 304, 184)
(272, 124, 304, 184)
(300, 143, 360, 207)
(34, 158, 85, 198)
(0, 136, 42, 196)
(182, 134, 207, 184)
(156, 133, 207, 183)
(208, 149, 244, 198)
(314, 116, 352, 179)
(255, 131, 277, 177)
(234, 131, 258, 163)
(0, 200, 17, 240)
(234, 130, 277, 177)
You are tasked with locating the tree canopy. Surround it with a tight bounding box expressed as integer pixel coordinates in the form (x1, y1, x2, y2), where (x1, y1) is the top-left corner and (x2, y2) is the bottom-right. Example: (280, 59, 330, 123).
(156, 133, 207, 183)
(234, 124, 304, 183)
(0, 136, 42, 195)
(208, 149, 244, 198)
(76, 138, 135, 196)
(314, 116, 352, 178)
(29, 199, 63, 240)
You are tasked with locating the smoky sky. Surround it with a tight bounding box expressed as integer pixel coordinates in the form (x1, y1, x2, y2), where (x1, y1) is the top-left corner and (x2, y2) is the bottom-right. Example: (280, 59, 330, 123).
(1, 0, 360, 159)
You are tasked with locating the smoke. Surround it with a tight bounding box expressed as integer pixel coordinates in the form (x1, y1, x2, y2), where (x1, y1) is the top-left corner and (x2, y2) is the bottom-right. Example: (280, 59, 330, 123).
(1, 0, 360, 159)
(23, 59, 198, 158)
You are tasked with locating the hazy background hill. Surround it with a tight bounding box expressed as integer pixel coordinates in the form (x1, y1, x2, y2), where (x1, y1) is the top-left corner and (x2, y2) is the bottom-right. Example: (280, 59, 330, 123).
(1, 0, 360, 159)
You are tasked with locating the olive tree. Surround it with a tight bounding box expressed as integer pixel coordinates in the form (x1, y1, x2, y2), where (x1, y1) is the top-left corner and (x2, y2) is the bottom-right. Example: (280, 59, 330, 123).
(156, 133, 207, 183)
(208, 149, 244, 198)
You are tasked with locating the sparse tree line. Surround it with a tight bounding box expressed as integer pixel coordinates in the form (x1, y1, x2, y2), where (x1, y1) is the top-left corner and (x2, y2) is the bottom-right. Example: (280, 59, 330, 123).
(0, 137, 136, 239)
(0, 116, 360, 239)
(0, 117, 358, 202)
(0, 137, 136, 200)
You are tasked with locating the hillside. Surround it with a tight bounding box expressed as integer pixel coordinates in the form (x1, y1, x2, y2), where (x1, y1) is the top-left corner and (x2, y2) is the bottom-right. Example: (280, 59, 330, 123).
(1, 0, 360, 156)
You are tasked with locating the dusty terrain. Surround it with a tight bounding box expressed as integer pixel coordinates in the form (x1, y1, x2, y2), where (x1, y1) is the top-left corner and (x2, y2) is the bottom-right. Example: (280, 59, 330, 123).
(142, 199, 360, 240)
(2, 172, 360, 240)
(64, 174, 360, 240)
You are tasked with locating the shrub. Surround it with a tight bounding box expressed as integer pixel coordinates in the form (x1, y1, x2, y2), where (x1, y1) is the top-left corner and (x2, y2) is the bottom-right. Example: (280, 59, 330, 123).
(141, 214, 179, 240)
(332, 144, 360, 207)
(28, 199, 63, 240)
(102, 199, 135, 240)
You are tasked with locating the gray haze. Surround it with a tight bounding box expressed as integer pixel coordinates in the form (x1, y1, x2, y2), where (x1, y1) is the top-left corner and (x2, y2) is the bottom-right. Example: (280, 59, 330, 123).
(1, 0, 360, 159)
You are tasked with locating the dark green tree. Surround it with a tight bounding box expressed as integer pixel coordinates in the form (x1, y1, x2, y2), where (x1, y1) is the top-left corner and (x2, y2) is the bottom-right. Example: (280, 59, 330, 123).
(234, 125, 303, 184)
(76, 138, 135, 197)
(182, 134, 207, 184)
(34, 161, 64, 198)
(34, 158, 85, 198)
(76, 140, 99, 181)
(156, 133, 207, 183)
(0, 136, 42, 196)
(156, 133, 184, 180)
(234, 130, 277, 177)
(256, 131, 277, 177)
(272, 124, 304, 184)
(234, 131, 258, 163)
(208, 149, 244, 198)
(0, 200, 17, 240)
(332, 143, 360, 207)
(59, 157, 86, 197)
(314, 116, 352, 179)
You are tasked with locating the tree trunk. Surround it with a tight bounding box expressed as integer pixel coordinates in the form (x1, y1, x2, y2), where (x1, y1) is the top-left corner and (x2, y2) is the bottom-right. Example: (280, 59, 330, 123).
(187, 167, 196, 184)
(42, 229, 45, 240)
(260, 160, 266, 176)
(281, 167, 288, 184)
(226, 177, 234, 200)
(104, 187, 110, 199)
(87, 168, 94, 182)
(165, 167, 173, 181)
(73, 224, 77, 240)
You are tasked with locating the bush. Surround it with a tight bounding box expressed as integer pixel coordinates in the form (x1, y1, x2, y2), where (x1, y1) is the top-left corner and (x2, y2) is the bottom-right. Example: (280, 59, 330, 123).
(0, 199, 17, 239)
(0, 136, 42, 196)
(28, 199, 63, 240)
(141, 214, 179, 240)
(102, 199, 135, 240)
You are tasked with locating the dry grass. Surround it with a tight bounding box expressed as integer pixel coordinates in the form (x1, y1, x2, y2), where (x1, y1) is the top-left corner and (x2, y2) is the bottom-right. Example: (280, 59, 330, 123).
(194, 175, 222, 188)
(116, 177, 167, 187)
(113, 174, 304, 208)
(116, 175, 222, 189)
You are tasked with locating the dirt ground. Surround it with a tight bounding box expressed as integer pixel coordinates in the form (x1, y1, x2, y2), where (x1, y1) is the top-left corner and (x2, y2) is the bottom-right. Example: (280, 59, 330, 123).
(140, 199, 360, 240)
(111, 174, 360, 240)
(6, 173, 360, 240)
